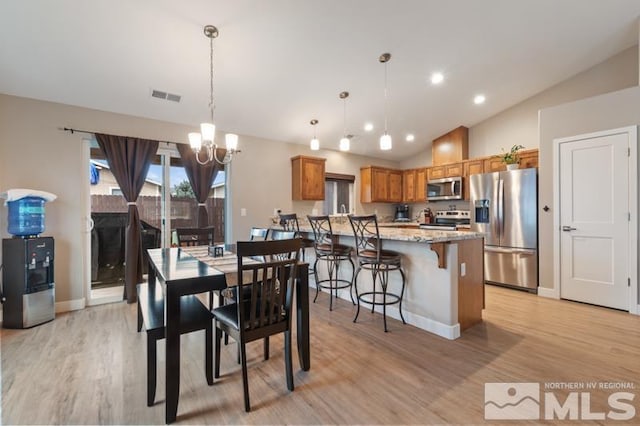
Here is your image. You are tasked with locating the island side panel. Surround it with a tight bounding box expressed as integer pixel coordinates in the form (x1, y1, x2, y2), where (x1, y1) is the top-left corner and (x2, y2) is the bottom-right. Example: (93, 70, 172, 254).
(457, 238, 485, 331)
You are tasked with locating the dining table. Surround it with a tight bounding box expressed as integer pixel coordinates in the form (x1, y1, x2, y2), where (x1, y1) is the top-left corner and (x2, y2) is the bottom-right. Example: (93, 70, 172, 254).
(145, 246, 310, 424)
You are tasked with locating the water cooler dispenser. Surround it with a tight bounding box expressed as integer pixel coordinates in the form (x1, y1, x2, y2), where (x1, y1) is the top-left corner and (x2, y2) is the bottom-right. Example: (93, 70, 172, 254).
(1, 190, 57, 328)
(2, 237, 55, 328)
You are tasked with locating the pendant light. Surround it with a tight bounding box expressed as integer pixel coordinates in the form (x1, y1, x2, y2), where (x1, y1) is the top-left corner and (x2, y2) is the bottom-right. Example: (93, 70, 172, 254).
(379, 52, 392, 151)
(339, 91, 350, 152)
(310, 119, 320, 151)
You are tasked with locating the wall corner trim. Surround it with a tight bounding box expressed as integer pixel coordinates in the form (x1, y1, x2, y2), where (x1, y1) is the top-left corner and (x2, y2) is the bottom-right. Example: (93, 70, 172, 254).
(537, 287, 560, 299)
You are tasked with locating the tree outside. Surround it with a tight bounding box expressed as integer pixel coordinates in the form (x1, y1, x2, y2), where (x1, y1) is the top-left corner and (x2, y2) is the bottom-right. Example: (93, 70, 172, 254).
(173, 180, 195, 198)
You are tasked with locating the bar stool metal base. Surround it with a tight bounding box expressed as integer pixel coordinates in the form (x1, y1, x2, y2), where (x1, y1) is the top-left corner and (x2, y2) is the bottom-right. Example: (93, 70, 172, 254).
(353, 263, 406, 332)
(313, 253, 355, 311)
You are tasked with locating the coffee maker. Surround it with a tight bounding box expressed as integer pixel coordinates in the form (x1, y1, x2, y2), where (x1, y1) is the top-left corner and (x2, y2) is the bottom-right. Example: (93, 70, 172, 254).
(394, 204, 410, 222)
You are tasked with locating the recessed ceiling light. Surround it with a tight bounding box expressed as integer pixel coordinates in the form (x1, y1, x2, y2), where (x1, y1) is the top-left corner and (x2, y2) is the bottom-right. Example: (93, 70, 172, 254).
(430, 72, 444, 85)
(474, 94, 486, 105)
(364, 122, 374, 132)
(406, 134, 415, 142)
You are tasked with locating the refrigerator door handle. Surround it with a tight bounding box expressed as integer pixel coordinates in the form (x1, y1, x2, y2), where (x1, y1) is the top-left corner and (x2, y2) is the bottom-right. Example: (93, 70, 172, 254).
(485, 246, 536, 256)
(498, 177, 504, 240)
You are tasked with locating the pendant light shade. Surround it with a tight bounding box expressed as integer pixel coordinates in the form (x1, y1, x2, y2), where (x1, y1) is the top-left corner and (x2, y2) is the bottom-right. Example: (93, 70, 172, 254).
(379, 52, 392, 151)
(380, 133, 392, 151)
(339, 137, 350, 151)
(309, 119, 319, 151)
(225, 133, 238, 151)
(339, 91, 350, 152)
(188, 132, 202, 150)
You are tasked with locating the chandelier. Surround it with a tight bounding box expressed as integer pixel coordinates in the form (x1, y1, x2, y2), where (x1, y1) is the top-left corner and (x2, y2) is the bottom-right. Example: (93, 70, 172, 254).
(188, 25, 239, 165)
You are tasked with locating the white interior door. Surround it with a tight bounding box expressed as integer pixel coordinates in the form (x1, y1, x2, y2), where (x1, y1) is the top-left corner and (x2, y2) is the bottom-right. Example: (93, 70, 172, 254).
(558, 130, 629, 310)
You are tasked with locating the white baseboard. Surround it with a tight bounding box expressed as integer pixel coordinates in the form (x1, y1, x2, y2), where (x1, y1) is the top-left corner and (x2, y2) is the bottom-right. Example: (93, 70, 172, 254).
(537, 286, 559, 299)
(310, 282, 460, 340)
(55, 298, 85, 313)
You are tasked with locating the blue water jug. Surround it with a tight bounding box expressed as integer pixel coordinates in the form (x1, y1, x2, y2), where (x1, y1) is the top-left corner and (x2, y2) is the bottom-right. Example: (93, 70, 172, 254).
(7, 196, 46, 236)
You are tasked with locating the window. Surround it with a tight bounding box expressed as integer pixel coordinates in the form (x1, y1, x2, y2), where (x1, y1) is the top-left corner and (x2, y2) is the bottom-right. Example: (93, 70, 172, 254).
(323, 173, 355, 215)
(109, 187, 123, 196)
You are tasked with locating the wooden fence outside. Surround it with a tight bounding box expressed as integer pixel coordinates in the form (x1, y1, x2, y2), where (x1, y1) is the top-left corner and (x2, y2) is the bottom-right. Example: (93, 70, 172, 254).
(91, 195, 224, 242)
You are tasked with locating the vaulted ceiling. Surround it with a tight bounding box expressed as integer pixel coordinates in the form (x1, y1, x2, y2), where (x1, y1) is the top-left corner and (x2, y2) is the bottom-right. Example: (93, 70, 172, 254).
(1, 0, 639, 160)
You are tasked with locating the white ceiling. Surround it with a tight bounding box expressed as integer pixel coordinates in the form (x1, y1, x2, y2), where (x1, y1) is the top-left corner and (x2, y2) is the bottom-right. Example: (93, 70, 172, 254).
(1, 0, 639, 160)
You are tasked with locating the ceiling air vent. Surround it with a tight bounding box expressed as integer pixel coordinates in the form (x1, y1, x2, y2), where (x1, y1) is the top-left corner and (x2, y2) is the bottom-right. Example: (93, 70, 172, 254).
(151, 89, 181, 103)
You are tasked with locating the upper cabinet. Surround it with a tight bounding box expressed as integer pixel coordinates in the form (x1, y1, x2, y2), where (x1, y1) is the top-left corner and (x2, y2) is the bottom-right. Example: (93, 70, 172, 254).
(403, 168, 427, 202)
(361, 166, 403, 203)
(428, 162, 463, 180)
(432, 126, 469, 165)
(291, 155, 325, 200)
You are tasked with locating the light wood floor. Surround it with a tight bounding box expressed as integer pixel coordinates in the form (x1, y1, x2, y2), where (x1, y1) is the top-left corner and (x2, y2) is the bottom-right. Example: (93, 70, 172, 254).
(2, 285, 639, 424)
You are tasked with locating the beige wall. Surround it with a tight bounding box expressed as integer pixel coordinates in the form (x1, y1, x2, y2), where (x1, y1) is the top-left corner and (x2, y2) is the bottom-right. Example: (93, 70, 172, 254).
(0, 94, 399, 305)
(226, 137, 399, 243)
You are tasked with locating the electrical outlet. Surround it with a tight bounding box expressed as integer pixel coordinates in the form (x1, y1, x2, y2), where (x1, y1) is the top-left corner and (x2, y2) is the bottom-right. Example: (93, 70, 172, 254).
(460, 262, 466, 277)
(240, 208, 247, 217)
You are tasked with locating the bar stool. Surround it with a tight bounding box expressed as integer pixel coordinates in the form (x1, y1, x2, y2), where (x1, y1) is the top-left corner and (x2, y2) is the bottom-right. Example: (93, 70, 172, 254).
(279, 213, 314, 273)
(307, 215, 355, 311)
(348, 214, 406, 332)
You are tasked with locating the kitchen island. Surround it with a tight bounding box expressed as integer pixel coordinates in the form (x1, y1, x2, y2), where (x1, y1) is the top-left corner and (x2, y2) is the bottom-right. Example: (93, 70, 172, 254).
(299, 221, 484, 339)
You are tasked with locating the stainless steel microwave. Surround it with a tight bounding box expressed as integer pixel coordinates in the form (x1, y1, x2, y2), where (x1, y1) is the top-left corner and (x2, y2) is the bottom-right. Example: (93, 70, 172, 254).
(426, 176, 463, 201)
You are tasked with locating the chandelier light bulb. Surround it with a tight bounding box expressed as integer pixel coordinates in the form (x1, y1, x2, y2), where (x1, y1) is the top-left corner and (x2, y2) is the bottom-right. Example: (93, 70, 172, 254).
(189, 132, 202, 150)
(225, 133, 238, 151)
(200, 122, 215, 144)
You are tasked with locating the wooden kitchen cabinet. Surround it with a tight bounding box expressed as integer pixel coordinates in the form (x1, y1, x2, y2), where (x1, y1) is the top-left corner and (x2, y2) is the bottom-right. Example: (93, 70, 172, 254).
(463, 159, 484, 200)
(428, 162, 463, 180)
(291, 155, 326, 200)
(389, 170, 403, 202)
(403, 168, 427, 202)
(403, 170, 416, 202)
(361, 166, 403, 203)
(432, 126, 469, 165)
(518, 149, 539, 169)
(483, 148, 539, 172)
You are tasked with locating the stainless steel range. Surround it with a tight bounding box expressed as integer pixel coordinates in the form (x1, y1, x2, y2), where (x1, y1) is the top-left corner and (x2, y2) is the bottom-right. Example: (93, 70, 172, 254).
(420, 210, 470, 230)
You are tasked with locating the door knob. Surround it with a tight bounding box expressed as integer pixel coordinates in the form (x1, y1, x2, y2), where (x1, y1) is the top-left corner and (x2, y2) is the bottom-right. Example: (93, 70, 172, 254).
(562, 225, 577, 232)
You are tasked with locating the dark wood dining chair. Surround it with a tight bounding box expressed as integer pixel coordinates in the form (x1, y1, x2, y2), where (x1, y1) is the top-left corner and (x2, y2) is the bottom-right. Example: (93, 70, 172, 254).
(176, 227, 214, 246)
(212, 238, 301, 412)
(278, 213, 314, 272)
(137, 282, 213, 407)
(249, 227, 270, 241)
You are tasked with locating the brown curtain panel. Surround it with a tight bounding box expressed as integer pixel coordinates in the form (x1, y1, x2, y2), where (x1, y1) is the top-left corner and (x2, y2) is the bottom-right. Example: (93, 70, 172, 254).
(177, 144, 225, 227)
(96, 133, 159, 303)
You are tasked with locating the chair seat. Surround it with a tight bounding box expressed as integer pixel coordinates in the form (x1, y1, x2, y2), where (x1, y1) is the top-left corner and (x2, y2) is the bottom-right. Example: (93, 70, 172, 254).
(300, 237, 314, 248)
(315, 242, 352, 256)
(358, 248, 402, 262)
(213, 301, 285, 331)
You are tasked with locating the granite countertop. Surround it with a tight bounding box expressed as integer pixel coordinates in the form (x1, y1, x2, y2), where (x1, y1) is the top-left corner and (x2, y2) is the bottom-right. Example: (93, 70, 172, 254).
(297, 222, 484, 243)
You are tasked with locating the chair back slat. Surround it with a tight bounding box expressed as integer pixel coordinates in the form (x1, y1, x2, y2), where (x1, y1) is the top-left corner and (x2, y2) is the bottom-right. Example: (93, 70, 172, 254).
(278, 213, 300, 233)
(249, 227, 269, 241)
(307, 215, 334, 251)
(236, 239, 300, 334)
(348, 215, 381, 261)
(176, 227, 214, 247)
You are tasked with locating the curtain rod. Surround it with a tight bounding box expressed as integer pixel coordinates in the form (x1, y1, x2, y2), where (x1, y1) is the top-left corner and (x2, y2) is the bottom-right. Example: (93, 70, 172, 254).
(62, 127, 95, 135)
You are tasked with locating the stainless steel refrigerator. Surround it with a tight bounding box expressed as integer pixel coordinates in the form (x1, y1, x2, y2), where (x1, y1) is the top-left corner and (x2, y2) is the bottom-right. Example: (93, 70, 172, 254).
(470, 168, 538, 291)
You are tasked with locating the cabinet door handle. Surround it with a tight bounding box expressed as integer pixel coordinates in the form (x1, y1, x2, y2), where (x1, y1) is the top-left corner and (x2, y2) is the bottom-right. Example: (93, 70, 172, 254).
(562, 225, 577, 232)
